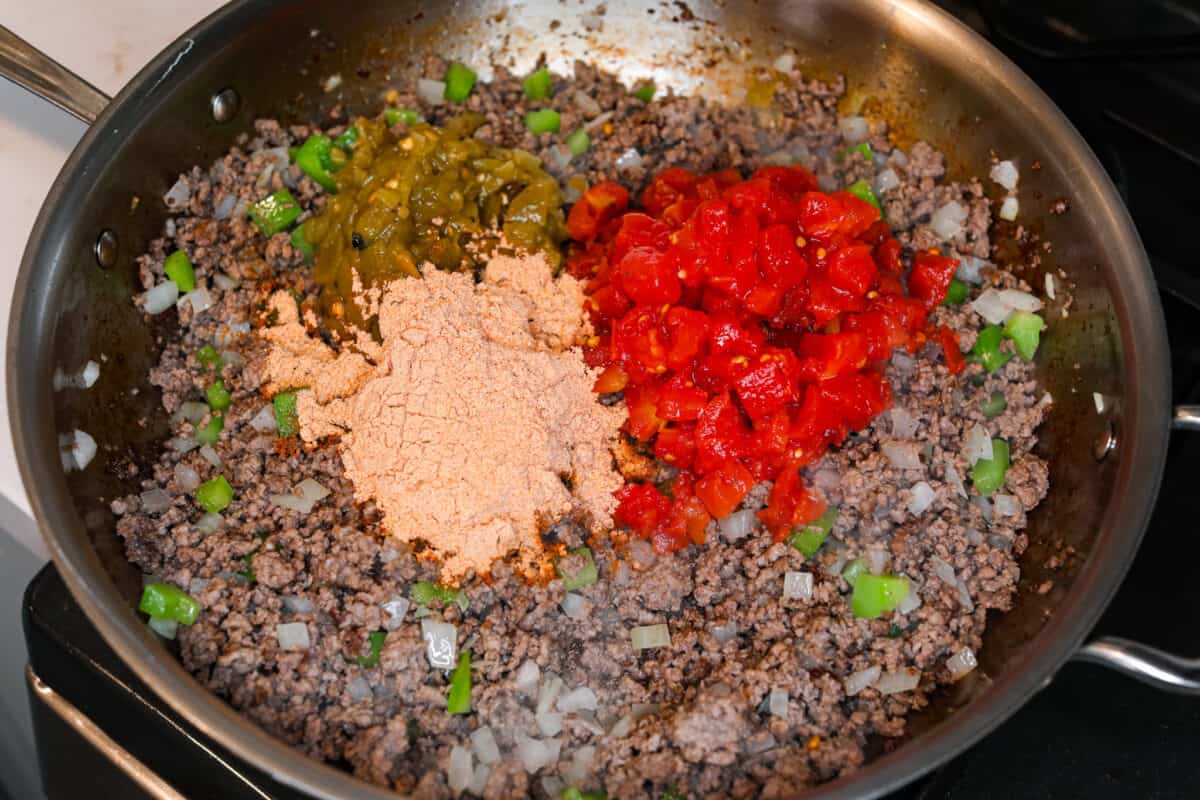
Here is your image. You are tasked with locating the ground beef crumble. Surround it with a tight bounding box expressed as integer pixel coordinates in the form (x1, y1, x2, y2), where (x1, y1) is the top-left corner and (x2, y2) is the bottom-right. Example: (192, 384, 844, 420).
(113, 63, 1051, 798)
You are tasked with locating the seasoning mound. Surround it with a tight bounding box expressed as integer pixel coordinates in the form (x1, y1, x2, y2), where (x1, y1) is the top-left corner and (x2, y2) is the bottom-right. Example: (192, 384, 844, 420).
(260, 251, 624, 578)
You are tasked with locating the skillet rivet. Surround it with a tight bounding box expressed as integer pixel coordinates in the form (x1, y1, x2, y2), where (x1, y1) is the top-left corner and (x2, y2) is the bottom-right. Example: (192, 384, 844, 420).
(94, 229, 117, 269)
(211, 88, 240, 123)
(1093, 421, 1117, 461)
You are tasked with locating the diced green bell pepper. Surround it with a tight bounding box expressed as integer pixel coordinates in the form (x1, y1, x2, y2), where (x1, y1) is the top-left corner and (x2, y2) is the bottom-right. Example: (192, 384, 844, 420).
(447, 651, 472, 714)
(943, 278, 969, 306)
(981, 390, 1007, 419)
(1003, 311, 1045, 361)
(566, 128, 591, 156)
(164, 250, 196, 293)
(556, 547, 598, 591)
(851, 574, 910, 619)
(633, 81, 655, 102)
(248, 189, 302, 236)
(294, 134, 339, 192)
(355, 631, 387, 667)
(384, 107, 423, 127)
(411, 581, 468, 610)
(139, 582, 201, 625)
(205, 380, 231, 412)
(841, 558, 868, 588)
(196, 344, 221, 371)
(195, 411, 223, 446)
(333, 126, 359, 151)
(196, 475, 233, 513)
(972, 438, 1010, 496)
(968, 325, 1013, 373)
(290, 223, 315, 262)
(846, 179, 882, 214)
(444, 62, 477, 103)
(787, 507, 839, 557)
(526, 109, 561, 134)
(523, 68, 555, 101)
(274, 391, 299, 437)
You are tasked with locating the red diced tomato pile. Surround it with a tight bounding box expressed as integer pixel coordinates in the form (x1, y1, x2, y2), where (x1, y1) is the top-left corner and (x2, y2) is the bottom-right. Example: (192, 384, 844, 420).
(567, 165, 960, 553)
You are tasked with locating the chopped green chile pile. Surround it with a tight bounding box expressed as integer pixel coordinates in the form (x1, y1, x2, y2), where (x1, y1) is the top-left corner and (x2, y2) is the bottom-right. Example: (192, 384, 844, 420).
(301, 113, 567, 331)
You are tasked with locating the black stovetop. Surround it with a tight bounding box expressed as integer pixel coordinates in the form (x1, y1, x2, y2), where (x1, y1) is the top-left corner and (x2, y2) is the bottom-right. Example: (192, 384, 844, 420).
(21, 2, 1200, 798)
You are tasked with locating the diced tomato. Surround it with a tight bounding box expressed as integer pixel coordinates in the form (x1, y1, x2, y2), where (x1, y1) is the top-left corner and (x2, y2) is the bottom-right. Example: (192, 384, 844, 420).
(751, 165, 820, 198)
(694, 459, 755, 519)
(875, 237, 903, 273)
(657, 490, 711, 550)
(693, 392, 749, 474)
(614, 246, 682, 306)
(758, 223, 808, 289)
(825, 244, 878, 297)
(656, 377, 708, 421)
(908, 249, 961, 308)
(756, 463, 827, 540)
(743, 284, 785, 318)
(641, 167, 697, 218)
(798, 190, 879, 242)
(733, 359, 799, 420)
(586, 284, 631, 324)
(593, 365, 628, 395)
(796, 332, 869, 381)
(807, 271, 865, 327)
(623, 381, 666, 441)
(611, 306, 668, 378)
(663, 307, 710, 369)
(654, 424, 696, 468)
(614, 483, 672, 537)
(708, 207, 759, 299)
(612, 213, 673, 263)
(936, 325, 966, 374)
(707, 313, 766, 357)
(567, 181, 630, 241)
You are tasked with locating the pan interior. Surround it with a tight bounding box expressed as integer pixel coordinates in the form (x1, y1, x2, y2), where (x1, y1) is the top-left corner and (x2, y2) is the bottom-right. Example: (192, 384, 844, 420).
(13, 1, 1165, 797)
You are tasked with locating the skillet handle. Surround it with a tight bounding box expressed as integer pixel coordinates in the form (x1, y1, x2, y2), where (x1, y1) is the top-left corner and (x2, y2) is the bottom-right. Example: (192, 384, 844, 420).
(1068, 405, 1200, 693)
(0, 25, 109, 125)
(1073, 639, 1200, 694)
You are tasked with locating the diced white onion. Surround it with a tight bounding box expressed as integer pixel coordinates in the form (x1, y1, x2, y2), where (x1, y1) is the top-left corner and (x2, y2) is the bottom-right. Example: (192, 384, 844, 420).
(999, 196, 1019, 221)
(867, 548, 888, 576)
(536, 711, 563, 737)
(537, 674, 563, 715)
(572, 89, 602, 116)
(945, 463, 967, 498)
(881, 441, 922, 469)
(897, 585, 923, 614)
(957, 578, 975, 612)
(946, 647, 978, 679)
(296, 478, 330, 505)
(213, 321, 251, 348)
(276, 621, 310, 651)
(1044, 272, 1056, 300)
(349, 675, 373, 702)
(417, 78, 447, 105)
(212, 193, 238, 220)
(965, 424, 994, 465)
(381, 597, 409, 630)
(514, 659, 541, 696)
(148, 616, 178, 640)
(889, 149, 910, 168)
(615, 148, 643, 172)
(174, 401, 209, 426)
(282, 595, 314, 613)
(782, 571, 814, 600)
(584, 111, 615, 132)
(1093, 392, 1108, 414)
(873, 167, 900, 195)
(166, 434, 199, 453)
(993, 494, 1020, 517)
(54, 360, 101, 391)
(773, 52, 797, 72)
(996, 288, 1043, 312)
(908, 481, 935, 515)
(631, 624, 670, 651)
(514, 733, 558, 774)
(249, 406, 278, 432)
(270, 492, 312, 513)
(163, 176, 192, 210)
(174, 463, 200, 492)
(890, 407, 918, 438)
(875, 668, 921, 695)
(541, 776, 567, 798)
(973, 495, 993, 524)
(839, 115, 869, 144)
(60, 429, 98, 472)
(141, 281, 180, 315)
(468, 765, 490, 796)
(746, 731, 778, 754)
(195, 512, 223, 534)
(718, 509, 756, 541)
(213, 272, 239, 290)
(471, 726, 501, 765)
(188, 577, 209, 594)
(845, 665, 881, 696)
(561, 745, 596, 789)
(629, 539, 656, 568)
(560, 593, 586, 619)
(971, 288, 1012, 325)
(931, 556, 958, 588)
(768, 687, 789, 718)
(543, 144, 573, 172)
(199, 445, 221, 468)
(420, 619, 457, 669)
(164, 219, 177, 237)
(989, 160, 1019, 190)
(178, 287, 214, 315)
(448, 744, 473, 795)
(930, 201, 967, 240)
(557, 687, 598, 713)
(322, 73, 343, 92)
(956, 255, 989, 285)
(710, 622, 738, 644)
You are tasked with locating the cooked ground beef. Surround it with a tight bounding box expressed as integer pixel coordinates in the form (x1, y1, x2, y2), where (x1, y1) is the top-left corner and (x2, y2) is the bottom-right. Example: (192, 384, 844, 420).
(113, 62, 1051, 798)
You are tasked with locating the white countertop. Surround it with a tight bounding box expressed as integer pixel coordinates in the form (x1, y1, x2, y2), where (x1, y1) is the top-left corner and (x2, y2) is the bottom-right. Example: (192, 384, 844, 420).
(0, 0, 226, 557)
